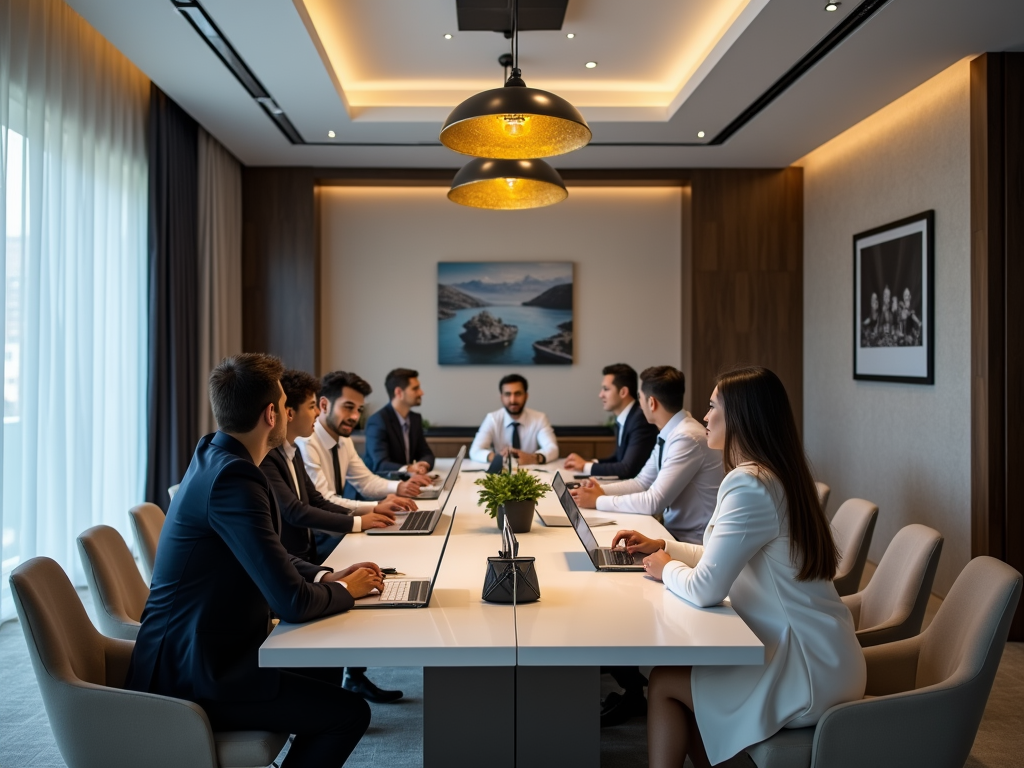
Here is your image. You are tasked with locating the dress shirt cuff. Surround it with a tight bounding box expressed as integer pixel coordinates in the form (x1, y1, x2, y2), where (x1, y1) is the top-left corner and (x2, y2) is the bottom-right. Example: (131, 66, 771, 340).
(582, 462, 594, 475)
(386, 479, 400, 495)
(399, 464, 409, 472)
(313, 569, 331, 583)
(351, 515, 362, 533)
(594, 495, 612, 512)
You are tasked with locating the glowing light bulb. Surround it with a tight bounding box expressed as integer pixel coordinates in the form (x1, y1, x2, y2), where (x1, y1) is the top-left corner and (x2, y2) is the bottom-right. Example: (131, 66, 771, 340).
(499, 114, 530, 137)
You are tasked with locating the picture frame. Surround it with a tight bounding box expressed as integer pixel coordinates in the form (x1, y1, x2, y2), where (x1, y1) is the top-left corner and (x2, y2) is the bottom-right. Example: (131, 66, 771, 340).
(853, 210, 935, 384)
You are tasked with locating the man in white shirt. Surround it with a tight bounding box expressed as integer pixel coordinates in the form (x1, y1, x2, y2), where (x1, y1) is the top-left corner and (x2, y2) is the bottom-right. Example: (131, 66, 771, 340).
(571, 365, 723, 727)
(571, 365, 722, 543)
(296, 371, 430, 518)
(469, 373, 559, 466)
(563, 364, 658, 480)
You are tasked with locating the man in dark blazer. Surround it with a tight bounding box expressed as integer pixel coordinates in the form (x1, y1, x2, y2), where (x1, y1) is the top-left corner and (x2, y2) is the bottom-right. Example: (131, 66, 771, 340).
(260, 369, 409, 704)
(563, 363, 659, 480)
(126, 354, 383, 768)
(363, 368, 435, 476)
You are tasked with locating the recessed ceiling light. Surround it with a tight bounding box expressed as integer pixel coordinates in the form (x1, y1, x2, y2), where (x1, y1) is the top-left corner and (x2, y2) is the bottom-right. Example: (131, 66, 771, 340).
(825, 2, 840, 10)
(585, 61, 597, 69)
(697, 131, 705, 138)
(328, 130, 335, 138)
(566, 33, 575, 39)
(444, 33, 452, 39)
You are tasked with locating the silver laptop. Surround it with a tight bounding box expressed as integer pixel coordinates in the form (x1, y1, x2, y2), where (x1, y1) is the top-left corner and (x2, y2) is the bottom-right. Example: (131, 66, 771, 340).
(552, 473, 644, 571)
(351, 508, 456, 609)
(367, 446, 465, 536)
(537, 510, 616, 528)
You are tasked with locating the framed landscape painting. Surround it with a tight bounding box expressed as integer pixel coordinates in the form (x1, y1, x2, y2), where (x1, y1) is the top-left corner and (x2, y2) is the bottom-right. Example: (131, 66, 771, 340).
(437, 261, 574, 366)
(853, 210, 934, 384)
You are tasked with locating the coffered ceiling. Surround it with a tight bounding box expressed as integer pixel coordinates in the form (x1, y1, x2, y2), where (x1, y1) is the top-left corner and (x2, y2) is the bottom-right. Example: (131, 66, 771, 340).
(65, 0, 1024, 168)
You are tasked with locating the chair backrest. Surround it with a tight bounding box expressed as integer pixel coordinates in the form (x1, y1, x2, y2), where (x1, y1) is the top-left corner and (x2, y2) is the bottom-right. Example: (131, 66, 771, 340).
(77, 525, 150, 640)
(129, 502, 164, 583)
(815, 482, 831, 515)
(853, 524, 943, 645)
(831, 498, 878, 596)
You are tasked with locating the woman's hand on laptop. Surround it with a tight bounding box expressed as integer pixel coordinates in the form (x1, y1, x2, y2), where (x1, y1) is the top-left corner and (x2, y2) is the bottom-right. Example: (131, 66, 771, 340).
(611, 530, 666, 555)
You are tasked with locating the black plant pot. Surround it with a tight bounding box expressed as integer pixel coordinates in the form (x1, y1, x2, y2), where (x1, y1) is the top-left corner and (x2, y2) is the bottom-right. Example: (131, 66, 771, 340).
(497, 500, 536, 533)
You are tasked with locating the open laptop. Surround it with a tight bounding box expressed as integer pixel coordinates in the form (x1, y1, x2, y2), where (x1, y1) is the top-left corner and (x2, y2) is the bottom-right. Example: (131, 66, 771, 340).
(552, 473, 644, 571)
(351, 507, 457, 608)
(366, 446, 465, 535)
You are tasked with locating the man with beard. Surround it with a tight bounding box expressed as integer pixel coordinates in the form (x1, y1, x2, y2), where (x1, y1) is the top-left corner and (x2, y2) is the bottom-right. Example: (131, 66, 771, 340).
(126, 354, 380, 768)
(469, 373, 559, 466)
(363, 368, 436, 476)
(296, 369, 429, 703)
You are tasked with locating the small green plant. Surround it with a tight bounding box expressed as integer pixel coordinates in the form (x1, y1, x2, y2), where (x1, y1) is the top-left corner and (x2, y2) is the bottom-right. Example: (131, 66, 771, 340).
(475, 468, 550, 518)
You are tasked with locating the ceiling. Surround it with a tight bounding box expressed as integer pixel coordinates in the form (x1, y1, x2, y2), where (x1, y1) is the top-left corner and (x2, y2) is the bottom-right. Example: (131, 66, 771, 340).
(66, 0, 1024, 169)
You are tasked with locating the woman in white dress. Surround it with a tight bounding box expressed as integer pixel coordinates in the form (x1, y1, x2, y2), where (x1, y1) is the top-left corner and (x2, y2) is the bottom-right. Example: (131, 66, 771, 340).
(613, 367, 864, 767)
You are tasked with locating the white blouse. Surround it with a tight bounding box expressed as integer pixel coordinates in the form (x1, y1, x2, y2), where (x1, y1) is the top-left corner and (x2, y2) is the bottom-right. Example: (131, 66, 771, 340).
(661, 464, 865, 764)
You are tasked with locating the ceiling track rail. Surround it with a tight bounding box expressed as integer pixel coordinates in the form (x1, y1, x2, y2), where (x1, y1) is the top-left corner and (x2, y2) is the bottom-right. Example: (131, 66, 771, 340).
(171, 0, 304, 144)
(709, 0, 893, 145)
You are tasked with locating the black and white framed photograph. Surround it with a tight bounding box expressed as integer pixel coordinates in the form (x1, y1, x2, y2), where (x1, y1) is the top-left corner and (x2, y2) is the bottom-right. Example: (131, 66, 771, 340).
(853, 210, 935, 384)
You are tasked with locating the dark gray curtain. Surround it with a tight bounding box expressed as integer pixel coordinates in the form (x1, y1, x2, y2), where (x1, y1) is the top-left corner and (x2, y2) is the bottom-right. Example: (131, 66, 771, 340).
(145, 84, 199, 509)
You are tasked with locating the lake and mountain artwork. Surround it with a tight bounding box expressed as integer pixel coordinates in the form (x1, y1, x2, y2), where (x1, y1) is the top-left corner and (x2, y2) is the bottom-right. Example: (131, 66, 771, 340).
(438, 262, 574, 365)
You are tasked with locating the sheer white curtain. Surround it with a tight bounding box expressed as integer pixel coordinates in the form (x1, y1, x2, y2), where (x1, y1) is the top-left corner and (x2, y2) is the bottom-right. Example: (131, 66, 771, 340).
(1, 0, 150, 620)
(197, 128, 243, 437)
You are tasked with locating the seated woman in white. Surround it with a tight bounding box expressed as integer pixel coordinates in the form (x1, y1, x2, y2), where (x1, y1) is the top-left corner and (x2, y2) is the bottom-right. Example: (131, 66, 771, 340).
(613, 366, 864, 768)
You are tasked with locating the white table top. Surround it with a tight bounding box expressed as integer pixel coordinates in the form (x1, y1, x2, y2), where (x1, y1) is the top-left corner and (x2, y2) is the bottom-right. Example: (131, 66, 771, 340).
(260, 459, 764, 668)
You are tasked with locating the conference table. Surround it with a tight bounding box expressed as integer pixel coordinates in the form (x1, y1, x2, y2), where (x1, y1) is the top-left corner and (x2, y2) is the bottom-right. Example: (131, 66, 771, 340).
(260, 458, 764, 768)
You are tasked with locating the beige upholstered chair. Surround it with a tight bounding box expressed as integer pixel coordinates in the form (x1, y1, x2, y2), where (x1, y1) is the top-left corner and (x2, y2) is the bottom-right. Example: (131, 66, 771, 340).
(745, 556, 1022, 768)
(77, 525, 149, 640)
(9, 556, 288, 768)
(129, 502, 164, 583)
(814, 482, 831, 515)
(842, 524, 943, 647)
(830, 499, 878, 596)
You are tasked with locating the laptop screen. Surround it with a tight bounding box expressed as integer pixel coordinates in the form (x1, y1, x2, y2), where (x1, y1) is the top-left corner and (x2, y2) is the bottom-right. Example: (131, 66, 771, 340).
(432, 445, 465, 510)
(422, 506, 457, 603)
(551, 474, 600, 562)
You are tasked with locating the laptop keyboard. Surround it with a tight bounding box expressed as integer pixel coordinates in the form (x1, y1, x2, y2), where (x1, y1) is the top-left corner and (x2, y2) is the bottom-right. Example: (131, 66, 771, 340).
(606, 548, 636, 566)
(380, 579, 428, 603)
(400, 510, 436, 531)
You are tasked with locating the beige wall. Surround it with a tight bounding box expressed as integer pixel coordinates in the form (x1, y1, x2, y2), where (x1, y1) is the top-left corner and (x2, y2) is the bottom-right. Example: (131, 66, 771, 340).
(320, 186, 685, 427)
(799, 58, 972, 595)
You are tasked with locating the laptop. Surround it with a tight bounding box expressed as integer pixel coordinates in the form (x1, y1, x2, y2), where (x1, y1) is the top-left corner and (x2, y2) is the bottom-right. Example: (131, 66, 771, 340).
(552, 473, 644, 571)
(351, 507, 457, 609)
(366, 446, 465, 535)
(537, 510, 616, 528)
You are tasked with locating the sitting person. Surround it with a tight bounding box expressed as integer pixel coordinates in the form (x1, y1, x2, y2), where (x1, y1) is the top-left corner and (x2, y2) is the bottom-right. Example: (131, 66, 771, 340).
(613, 367, 865, 768)
(563, 363, 658, 479)
(363, 367, 436, 476)
(469, 373, 558, 466)
(126, 353, 382, 768)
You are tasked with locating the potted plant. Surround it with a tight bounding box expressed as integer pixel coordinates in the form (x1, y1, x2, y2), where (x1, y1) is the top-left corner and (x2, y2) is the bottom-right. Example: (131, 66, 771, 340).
(475, 468, 550, 533)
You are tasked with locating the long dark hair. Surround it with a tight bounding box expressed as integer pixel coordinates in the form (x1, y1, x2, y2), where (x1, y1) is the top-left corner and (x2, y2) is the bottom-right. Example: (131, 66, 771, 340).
(716, 367, 837, 581)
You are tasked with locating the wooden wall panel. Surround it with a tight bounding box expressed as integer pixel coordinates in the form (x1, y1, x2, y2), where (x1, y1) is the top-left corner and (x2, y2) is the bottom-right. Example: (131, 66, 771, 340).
(690, 168, 804, 429)
(971, 52, 1024, 640)
(241, 167, 318, 372)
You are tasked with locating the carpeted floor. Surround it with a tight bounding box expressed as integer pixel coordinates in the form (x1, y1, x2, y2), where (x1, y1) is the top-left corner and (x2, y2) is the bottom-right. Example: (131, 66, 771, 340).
(2, 584, 1022, 768)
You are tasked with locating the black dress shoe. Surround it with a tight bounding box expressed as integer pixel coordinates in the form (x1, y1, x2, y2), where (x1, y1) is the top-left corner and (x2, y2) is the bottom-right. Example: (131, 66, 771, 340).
(600, 690, 647, 728)
(342, 672, 404, 703)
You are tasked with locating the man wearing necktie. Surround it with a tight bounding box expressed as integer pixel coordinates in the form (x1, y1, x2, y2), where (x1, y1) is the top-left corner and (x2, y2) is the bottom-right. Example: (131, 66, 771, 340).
(570, 366, 724, 727)
(363, 368, 436, 477)
(468, 373, 559, 466)
(563, 364, 659, 480)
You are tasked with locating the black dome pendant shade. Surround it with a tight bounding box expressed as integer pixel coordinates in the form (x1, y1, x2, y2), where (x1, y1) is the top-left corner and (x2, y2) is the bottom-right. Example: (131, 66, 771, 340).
(440, 69, 592, 159)
(447, 158, 568, 210)
(439, 0, 591, 159)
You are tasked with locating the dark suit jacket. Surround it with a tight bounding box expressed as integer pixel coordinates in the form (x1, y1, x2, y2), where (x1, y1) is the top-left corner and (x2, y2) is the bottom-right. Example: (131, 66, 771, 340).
(126, 432, 353, 703)
(591, 403, 659, 480)
(363, 403, 435, 474)
(260, 444, 355, 562)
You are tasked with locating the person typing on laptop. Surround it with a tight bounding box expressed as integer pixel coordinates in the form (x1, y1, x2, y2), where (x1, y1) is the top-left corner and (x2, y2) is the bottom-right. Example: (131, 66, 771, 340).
(570, 366, 723, 728)
(363, 368, 436, 477)
(563, 363, 658, 480)
(469, 373, 559, 467)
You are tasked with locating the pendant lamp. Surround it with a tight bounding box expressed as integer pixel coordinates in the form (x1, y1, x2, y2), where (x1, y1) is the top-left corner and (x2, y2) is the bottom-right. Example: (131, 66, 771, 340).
(439, 0, 591, 159)
(447, 158, 567, 210)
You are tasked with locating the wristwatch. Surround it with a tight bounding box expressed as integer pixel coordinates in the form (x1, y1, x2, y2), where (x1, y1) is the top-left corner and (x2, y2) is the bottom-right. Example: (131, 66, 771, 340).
(535, 452, 546, 465)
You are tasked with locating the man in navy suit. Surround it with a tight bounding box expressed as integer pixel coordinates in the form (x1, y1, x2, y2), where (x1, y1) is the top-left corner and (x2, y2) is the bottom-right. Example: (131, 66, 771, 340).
(363, 367, 435, 477)
(126, 354, 381, 768)
(563, 363, 659, 480)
